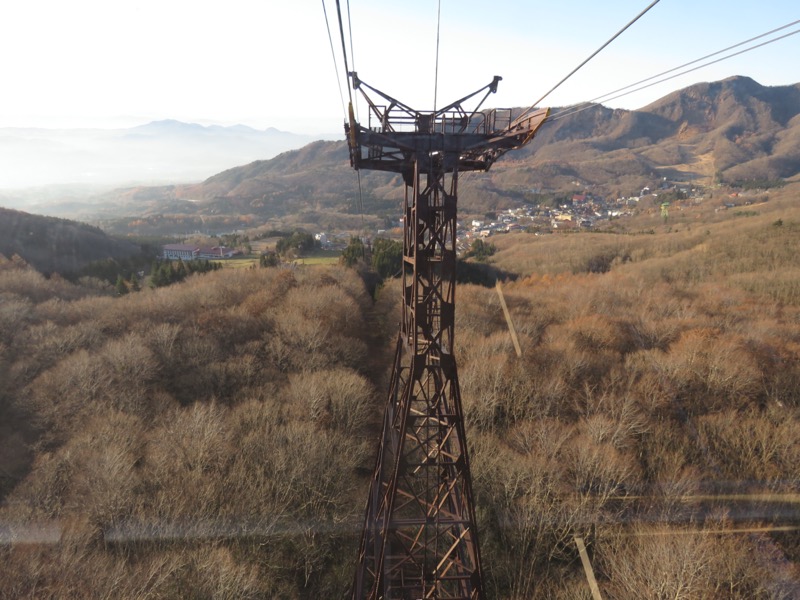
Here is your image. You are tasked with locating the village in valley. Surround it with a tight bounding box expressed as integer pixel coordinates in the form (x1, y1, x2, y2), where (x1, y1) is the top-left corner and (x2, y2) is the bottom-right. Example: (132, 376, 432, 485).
(159, 177, 768, 264)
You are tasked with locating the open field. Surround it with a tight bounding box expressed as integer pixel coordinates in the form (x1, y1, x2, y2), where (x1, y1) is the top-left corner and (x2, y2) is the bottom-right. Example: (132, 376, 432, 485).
(210, 249, 341, 270)
(291, 249, 341, 266)
(211, 256, 259, 269)
(292, 255, 340, 266)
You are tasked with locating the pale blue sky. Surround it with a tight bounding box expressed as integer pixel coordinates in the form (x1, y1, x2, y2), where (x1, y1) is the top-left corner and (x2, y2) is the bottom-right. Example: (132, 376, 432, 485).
(0, 0, 797, 133)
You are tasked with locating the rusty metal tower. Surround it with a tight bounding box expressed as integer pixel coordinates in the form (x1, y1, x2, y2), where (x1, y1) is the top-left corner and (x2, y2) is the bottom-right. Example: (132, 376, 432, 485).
(347, 72, 548, 600)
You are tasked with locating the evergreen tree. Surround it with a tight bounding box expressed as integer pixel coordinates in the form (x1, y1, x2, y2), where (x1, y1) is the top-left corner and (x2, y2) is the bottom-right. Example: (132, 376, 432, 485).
(371, 238, 403, 280)
(465, 238, 496, 262)
(150, 261, 172, 288)
(175, 259, 188, 281)
(276, 231, 317, 258)
(260, 252, 278, 268)
(160, 262, 174, 285)
(148, 268, 161, 288)
(115, 275, 129, 295)
(341, 237, 365, 267)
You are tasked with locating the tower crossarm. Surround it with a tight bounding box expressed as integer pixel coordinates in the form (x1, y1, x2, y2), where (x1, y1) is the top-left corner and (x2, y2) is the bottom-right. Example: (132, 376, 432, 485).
(345, 74, 549, 178)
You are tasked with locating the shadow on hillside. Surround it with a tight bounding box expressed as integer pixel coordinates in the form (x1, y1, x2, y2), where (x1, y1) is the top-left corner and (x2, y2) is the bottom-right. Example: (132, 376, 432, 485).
(457, 260, 517, 287)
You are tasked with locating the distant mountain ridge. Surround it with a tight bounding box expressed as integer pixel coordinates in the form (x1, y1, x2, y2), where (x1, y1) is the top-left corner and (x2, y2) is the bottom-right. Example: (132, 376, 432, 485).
(9, 77, 797, 270)
(157, 76, 800, 217)
(0, 121, 332, 189)
(6, 76, 798, 223)
(513, 76, 800, 190)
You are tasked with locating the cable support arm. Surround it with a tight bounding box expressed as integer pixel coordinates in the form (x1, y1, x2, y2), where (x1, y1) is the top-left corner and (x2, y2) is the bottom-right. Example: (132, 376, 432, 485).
(349, 72, 418, 133)
(432, 75, 501, 119)
(344, 74, 549, 176)
(348, 73, 504, 135)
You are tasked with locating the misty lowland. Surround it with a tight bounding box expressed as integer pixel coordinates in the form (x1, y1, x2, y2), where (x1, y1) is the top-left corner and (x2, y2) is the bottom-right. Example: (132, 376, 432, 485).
(2, 75, 800, 599)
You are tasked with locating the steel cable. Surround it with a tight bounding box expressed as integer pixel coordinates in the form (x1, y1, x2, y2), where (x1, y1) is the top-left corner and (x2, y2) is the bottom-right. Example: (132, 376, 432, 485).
(547, 24, 800, 124)
(517, 0, 662, 120)
(321, 0, 347, 119)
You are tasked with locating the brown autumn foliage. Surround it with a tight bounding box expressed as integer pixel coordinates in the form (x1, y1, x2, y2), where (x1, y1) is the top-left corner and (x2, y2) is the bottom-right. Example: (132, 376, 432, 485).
(460, 264, 800, 598)
(2, 183, 800, 598)
(454, 184, 800, 598)
(0, 263, 377, 598)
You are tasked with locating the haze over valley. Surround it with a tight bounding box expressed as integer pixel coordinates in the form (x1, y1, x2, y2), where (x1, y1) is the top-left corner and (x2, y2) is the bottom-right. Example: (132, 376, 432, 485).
(0, 120, 337, 191)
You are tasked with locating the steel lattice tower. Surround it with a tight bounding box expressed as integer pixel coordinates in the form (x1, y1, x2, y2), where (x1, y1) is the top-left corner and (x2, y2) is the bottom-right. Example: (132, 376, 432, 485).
(347, 73, 548, 600)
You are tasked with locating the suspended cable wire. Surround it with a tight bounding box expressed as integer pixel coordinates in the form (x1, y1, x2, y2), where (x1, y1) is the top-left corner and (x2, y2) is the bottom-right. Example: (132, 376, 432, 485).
(333, 0, 367, 256)
(346, 0, 359, 121)
(517, 0, 661, 120)
(433, 0, 442, 112)
(321, 0, 347, 118)
(547, 25, 800, 124)
(595, 18, 799, 107)
(603, 27, 800, 104)
(321, 1, 366, 256)
(334, 0, 354, 106)
(549, 18, 800, 122)
(464, 1, 660, 201)
(346, 0, 356, 73)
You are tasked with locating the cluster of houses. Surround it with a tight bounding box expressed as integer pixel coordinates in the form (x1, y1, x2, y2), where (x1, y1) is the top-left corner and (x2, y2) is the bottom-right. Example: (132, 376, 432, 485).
(162, 244, 238, 261)
(455, 195, 623, 248)
(306, 191, 653, 256)
(165, 180, 713, 262)
(452, 181, 708, 249)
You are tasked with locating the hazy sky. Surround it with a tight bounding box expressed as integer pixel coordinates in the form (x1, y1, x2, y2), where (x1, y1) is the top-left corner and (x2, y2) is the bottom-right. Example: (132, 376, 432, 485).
(1, 0, 797, 133)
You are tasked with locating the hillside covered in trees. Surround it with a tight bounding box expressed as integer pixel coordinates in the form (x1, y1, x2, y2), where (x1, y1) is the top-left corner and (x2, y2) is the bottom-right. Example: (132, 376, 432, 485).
(69, 76, 800, 233)
(0, 207, 139, 274)
(0, 264, 379, 598)
(2, 182, 800, 597)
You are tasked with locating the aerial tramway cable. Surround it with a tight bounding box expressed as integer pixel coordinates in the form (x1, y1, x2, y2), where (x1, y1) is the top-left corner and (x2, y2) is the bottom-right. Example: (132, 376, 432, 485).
(433, 0, 442, 112)
(461, 0, 660, 190)
(325, 2, 799, 250)
(346, 0, 360, 123)
(517, 0, 662, 121)
(321, 0, 347, 120)
(564, 17, 800, 115)
(323, 0, 368, 253)
(342, 0, 367, 242)
(334, 0, 354, 107)
(547, 20, 800, 123)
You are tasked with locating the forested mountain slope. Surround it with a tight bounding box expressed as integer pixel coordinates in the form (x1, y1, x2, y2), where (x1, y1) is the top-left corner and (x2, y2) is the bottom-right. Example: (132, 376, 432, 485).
(141, 76, 800, 217)
(0, 207, 139, 274)
(0, 265, 378, 598)
(3, 183, 800, 597)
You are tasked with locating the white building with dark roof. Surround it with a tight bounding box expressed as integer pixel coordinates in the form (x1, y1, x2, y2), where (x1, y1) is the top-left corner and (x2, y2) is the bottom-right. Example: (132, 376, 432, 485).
(162, 244, 198, 260)
(162, 244, 236, 260)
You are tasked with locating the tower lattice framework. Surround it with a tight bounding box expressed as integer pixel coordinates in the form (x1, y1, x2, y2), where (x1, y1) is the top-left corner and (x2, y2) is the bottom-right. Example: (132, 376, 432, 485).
(346, 74, 548, 600)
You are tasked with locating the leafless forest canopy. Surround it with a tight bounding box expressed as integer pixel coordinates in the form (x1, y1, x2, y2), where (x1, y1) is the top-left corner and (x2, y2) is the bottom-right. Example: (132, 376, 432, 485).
(2, 184, 800, 598)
